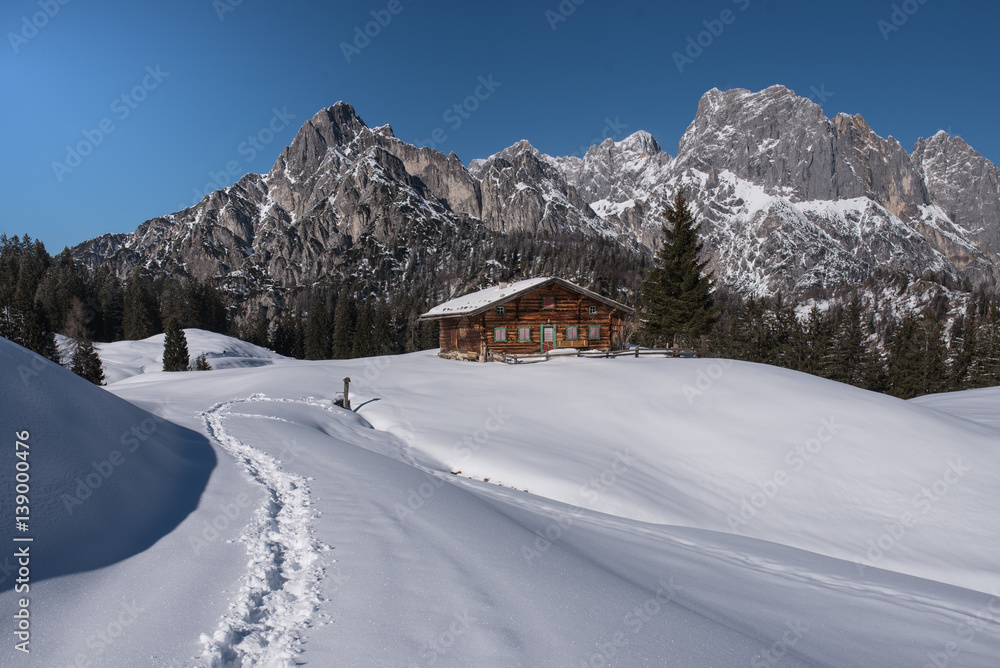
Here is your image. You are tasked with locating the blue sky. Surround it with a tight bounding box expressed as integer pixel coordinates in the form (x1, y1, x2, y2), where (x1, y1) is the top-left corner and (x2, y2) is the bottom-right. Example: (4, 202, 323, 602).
(2, 0, 998, 251)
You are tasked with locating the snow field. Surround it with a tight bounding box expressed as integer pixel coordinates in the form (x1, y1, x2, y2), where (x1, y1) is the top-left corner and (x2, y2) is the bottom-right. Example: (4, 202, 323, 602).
(3, 331, 1000, 666)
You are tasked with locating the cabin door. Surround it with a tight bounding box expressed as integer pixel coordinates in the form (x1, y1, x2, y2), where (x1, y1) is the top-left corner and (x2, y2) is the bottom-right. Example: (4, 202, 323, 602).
(542, 325, 556, 352)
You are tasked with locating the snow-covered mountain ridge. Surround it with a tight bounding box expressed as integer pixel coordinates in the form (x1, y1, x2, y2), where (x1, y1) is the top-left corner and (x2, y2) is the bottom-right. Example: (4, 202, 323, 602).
(72, 85, 1000, 300)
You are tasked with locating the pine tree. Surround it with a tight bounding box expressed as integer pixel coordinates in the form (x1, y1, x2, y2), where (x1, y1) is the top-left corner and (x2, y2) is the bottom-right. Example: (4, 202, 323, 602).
(123, 269, 162, 340)
(94, 266, 124, 342)
(352, 300, 376, 358)
(824, 299, 869, 387)
(947, 314, 976, 390)
(373, 300, 396, 356)
(162, 320, 190, 371)
(639, 191, 716, 347)
(728, 298, 770, 363)
(304, 293, 332, 360)
(332, 287, 355, 359)
(798, 306, 833, 376)
(886, 315, 945, 399)
(292, 314, 306, 359)
(22, 308, 58, 362)
(765, 293, 802, 368)
(194, 353, 212, 371)
(71, 338, 105, 385)
(270, 313, 298, 357)
(919, 320, 948, 395)
(36, 248, 84, 335)
(244, 309, 269, 348)
(969, 314, 1000, 388)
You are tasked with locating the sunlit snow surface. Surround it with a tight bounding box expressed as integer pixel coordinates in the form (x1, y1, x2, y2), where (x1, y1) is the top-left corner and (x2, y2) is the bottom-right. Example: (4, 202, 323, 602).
(2, 331, 998, 667)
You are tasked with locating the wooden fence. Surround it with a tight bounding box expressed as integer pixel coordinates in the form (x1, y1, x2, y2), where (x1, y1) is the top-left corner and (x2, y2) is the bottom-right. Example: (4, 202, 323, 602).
(489, 347, 697, 365)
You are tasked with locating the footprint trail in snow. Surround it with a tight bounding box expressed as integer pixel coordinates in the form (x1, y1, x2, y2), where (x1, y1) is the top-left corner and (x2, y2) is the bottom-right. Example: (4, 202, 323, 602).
(199, 394, 332, 668)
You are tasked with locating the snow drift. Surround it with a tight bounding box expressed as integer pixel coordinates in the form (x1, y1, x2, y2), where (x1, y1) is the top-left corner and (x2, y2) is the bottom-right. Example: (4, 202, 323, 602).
(4, 331, 999, 666)
(84, 328, 288, 384)
(0, 337, 215, 588)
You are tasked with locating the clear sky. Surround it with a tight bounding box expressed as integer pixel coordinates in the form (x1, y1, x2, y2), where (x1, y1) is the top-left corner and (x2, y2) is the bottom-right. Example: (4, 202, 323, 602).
(2, 0, 998, 251)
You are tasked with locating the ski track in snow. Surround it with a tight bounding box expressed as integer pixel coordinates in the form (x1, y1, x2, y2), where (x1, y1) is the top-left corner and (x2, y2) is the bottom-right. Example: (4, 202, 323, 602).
(198, 394, 336, 668)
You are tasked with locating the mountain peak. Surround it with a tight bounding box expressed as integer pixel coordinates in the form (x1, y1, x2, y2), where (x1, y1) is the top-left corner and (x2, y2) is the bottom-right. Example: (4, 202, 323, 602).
(618, 130, 661, 155)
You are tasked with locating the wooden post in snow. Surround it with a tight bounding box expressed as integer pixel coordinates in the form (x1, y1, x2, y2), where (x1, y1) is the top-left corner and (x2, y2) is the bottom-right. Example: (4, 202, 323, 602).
(343, 377, 351, 410)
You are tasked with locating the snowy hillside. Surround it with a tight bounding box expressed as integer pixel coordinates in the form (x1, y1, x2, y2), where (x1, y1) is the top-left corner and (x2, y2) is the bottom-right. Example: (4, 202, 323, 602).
(56, 329, 289, 383)
(2, 335, 999, 666)
(0, 337, 215, 587)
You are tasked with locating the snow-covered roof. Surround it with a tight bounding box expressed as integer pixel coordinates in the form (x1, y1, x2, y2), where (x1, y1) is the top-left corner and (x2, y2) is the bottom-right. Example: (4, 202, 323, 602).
(419, 277, 634, 320)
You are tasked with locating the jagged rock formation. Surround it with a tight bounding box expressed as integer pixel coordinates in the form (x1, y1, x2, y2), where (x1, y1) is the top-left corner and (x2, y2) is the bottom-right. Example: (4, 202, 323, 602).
(73, 86, 1000, 303)
(913, 131, 1000, 258)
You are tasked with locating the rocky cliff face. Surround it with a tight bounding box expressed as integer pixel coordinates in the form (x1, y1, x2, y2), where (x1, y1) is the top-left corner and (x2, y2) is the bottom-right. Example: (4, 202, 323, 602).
(913, 131, 1000, 259)
(543, 85, 997, 293)
(73, 87, 1000, 302)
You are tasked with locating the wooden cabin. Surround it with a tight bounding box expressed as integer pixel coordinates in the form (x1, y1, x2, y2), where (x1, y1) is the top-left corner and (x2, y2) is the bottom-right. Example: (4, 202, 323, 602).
(419, 277, 635, 361)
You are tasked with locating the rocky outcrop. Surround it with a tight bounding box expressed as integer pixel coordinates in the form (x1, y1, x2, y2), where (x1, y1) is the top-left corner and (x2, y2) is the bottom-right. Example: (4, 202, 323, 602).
(913, 131, 1000, 261)
(73, 88, 1000, 302)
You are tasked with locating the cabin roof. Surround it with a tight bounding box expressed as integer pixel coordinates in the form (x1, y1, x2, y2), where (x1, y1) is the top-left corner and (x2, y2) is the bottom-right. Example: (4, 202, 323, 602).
(419, 277, 635, 320)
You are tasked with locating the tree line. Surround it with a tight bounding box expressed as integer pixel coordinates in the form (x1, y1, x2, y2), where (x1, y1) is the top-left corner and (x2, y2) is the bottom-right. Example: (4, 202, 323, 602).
(1, 230, 646, 383)
(704, 287, 1000, 398)
(637, 192, 1000, 399)
(7, 200, 999, 401)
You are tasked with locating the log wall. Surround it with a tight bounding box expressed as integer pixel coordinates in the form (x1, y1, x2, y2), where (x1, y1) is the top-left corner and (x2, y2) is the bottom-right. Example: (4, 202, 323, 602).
(438, 284, 628, 358)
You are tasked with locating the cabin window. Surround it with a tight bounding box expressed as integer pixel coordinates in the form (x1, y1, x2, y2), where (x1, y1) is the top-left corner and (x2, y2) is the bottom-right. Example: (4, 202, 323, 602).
(588, 325, 601, 340)
(566, 325, 579, 341)
(588, 305, 598, 315)
(518, 326, 531, 342)
(496, 305, 506, 316)
(542, 295, 555, 309)
(494, 327, 507, 343)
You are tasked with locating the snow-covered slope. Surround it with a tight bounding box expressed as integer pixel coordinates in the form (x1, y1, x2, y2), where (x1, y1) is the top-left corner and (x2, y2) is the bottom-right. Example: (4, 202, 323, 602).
(2, 340, 999, 666)
(79, 328, 288, 384)
(0, 337, 215, 588)
(912, 385, 1000, 431)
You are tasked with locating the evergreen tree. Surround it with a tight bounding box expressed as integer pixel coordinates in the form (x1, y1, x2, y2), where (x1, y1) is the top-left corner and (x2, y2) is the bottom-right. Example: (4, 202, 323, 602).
(292, 314, 306, 359)
(639, 191, 717, 346)
(947, 314, 977, 390)
(765, 293, 802, 368)
(352, 300, 376, 358)
(969, 314, 1000, 388)
(886, 315, 945, 399)
(798, 306, 834, 376)
(162, 320, 190, 371)
(332, 287, 355, 359)
(373, 300, 396, 356)
(727, 298, 771, 363)
(194, 353, 213, 371)
(123, 269, 162, 340)
(94, 266, 125, 342)
(919, 320, 948, 395)
(270, 313, 299, 357)
(22, 308, 58, 361)
(36, 248, 84, 335)
(824, 299, 869, 387)
(71, 338, 105, 385)
(13, 239, 50, 312)
(244, 309, 269, 348)
(304, 293, 332, 360)
(419, 318, 439, 351)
